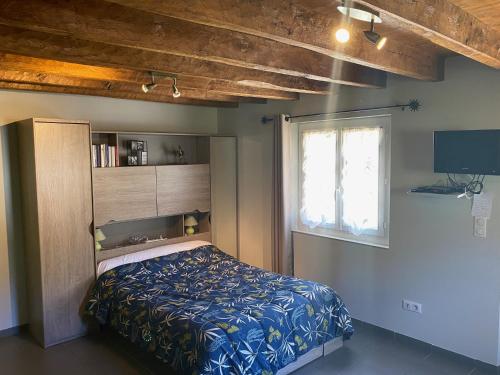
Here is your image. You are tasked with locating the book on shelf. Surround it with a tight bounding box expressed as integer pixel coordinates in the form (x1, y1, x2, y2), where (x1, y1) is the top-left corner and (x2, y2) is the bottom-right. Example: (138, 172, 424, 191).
(92, 144, 119, 168)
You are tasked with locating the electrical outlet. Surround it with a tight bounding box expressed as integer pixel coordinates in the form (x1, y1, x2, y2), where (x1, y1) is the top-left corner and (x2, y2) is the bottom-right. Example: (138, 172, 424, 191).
(473, 217, 487, 238)
(402, 299, 422, 314)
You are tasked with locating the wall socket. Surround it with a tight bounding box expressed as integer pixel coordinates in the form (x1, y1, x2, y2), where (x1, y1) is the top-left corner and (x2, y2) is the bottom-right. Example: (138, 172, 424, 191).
(473, 217, 487, 238)
(402, 299, 423, 314)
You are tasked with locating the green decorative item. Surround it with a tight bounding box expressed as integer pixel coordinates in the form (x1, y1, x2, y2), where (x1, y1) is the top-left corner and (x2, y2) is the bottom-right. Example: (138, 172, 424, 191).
(184, 215, 198, 236)
(95, 228, 106, 251)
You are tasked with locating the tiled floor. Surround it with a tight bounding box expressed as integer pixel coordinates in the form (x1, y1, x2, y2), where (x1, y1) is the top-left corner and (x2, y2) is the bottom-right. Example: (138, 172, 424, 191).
(0, 320, 497, 374)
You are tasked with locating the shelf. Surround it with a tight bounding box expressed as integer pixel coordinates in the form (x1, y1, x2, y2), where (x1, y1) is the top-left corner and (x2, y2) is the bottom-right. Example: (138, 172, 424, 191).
(92, 131, 210, 166)
(92, 163, 209, 169)
(406, 191, 463, 199)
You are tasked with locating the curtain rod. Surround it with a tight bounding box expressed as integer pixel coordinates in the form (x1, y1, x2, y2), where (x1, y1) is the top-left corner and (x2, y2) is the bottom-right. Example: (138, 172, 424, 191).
(261, 99, 421, 124)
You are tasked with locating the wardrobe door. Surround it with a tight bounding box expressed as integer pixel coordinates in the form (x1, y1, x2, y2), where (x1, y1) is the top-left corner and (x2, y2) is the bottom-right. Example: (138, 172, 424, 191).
(210, 137, 238, 258)
(156, 164, 211, 216)
(93, 166, 157, 226)
(33, 121, 94, 347)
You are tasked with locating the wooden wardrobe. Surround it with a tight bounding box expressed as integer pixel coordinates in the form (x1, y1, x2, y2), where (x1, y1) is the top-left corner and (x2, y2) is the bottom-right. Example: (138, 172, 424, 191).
(14, 119, 238, 348)
(16, 118, 95, 348)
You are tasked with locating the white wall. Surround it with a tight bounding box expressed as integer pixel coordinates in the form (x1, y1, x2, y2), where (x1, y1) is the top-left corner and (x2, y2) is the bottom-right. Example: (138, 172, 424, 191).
(0, 89, 218, 331)
(218, 57, 500, 365)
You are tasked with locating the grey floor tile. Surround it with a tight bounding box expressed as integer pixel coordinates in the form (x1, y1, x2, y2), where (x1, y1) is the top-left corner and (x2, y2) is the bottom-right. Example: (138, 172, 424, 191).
(472, 368, 499, 375)
(406, 348, 476, 375)
(0, 322, 497, 375)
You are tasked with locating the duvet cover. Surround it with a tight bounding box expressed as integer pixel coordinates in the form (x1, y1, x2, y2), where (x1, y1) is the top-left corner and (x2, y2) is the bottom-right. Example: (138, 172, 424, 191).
(86, 244, 353, 374)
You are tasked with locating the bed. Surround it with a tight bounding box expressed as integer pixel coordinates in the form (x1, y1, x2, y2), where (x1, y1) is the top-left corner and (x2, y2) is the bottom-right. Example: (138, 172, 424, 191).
(86, 241, 353, 374)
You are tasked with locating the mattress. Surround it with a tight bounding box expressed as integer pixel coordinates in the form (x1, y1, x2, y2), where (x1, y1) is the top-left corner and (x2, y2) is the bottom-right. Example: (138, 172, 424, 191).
(86, 243, 353, 374)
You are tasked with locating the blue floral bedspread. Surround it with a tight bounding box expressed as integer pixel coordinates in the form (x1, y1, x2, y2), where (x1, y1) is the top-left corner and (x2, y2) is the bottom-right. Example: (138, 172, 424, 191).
(86, 245, 353, 374)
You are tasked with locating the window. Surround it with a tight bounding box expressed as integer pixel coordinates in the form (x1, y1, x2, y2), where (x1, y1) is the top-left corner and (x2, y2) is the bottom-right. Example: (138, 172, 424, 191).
(296, 116, 390, 248)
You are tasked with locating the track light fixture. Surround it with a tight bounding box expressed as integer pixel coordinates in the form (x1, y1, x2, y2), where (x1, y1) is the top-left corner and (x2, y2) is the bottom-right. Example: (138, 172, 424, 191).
(172, 77, 181, 98)
(141, 72, 157, 93)
(364, 18, 387, 50)
(142, 72, 181, 98)
(335, 28, 350, 43)
(337, 1, 381, 23)
(336, 1, 387, 50)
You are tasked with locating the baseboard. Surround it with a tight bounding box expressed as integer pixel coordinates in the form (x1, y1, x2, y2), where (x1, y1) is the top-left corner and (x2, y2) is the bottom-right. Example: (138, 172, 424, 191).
(0, 324, 28, 338)
(351, 318, 499, 374)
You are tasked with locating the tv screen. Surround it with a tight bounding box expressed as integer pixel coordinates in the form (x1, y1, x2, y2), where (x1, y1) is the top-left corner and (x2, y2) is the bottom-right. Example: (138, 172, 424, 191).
(434, 130, 500, 176)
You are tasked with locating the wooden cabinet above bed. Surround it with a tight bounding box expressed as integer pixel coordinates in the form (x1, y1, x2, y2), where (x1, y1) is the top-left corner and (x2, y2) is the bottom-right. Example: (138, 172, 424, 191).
(156, 164, 211, 216)
(93, 164, 211, 225)
(92, 131, 238, 260)
(93, 166, 157, 226)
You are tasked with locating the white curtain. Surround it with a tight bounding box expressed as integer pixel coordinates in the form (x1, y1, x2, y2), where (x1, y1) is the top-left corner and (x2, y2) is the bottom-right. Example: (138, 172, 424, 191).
(300, 129, 336, 228)
(341, 127, 381, 235)
(298, 124, 382, 237)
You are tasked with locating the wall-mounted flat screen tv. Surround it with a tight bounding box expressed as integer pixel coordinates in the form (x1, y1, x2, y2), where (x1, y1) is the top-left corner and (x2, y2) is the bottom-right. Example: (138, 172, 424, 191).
(434, 130, 500, 175)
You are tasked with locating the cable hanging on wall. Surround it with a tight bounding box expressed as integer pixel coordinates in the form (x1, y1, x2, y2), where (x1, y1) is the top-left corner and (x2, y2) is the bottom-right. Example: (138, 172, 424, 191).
(261, 99, 421, 124)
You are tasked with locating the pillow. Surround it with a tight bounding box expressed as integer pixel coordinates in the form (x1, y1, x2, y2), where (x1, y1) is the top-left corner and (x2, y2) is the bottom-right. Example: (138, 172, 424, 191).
(96, 240, 211, 277)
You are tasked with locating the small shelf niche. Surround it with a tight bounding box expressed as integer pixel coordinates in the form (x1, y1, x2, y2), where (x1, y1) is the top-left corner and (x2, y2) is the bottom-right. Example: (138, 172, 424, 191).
(92, 131, 210, 167)
(98, 215, 183, 251)
(96, 211, 211, 252)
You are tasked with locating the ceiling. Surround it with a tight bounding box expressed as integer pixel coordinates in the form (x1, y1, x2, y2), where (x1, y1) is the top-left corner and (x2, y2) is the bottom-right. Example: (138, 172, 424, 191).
(449, 0, 500, 34)
(0, 0, 498, 107)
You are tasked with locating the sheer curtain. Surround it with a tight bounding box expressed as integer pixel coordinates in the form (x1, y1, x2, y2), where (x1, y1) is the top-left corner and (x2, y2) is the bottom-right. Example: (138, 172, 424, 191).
(300, 129, 336, 228)
(341, 127, 381, 235)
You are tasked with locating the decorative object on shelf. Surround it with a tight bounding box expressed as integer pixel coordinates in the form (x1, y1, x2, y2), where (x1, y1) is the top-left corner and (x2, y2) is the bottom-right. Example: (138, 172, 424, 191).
(95, 228, 106, 251)
(128, 234, 148, 245)
(127, 140, 148, 166)
(184, 215, 198, 236)
(175, 145, 185, 164)
(146, 234, 168, 243)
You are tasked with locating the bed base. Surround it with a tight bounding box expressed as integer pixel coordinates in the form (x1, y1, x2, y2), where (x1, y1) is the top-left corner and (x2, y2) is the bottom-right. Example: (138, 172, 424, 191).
(276, 336, 343, 375)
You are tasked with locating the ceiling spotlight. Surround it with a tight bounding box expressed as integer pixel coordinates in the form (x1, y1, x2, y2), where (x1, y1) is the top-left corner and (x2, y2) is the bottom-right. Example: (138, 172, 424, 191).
(335, 28, 350, 43)
(364, 18, 387, 50)
(141, 72, 157, 93)
(337, 1, 382, 23)
(171, 77, 181, 98)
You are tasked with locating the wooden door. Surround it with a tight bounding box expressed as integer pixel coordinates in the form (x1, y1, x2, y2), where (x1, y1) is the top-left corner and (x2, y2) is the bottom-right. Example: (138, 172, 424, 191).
(33, 121, 94, 346)
(156, 164, 210, 216)
(93, 167, 157, 226)
(210, 137, 238, 258)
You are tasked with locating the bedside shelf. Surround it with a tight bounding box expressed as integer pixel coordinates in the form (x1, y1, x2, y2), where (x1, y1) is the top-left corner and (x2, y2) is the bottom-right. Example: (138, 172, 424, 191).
(406, 191, 463, 199)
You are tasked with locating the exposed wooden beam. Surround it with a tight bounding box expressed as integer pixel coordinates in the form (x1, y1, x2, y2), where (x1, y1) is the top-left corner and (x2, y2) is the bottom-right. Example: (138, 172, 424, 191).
(0, 0, 387, 86)
(105, 0, 444, 80)
(0, 53, 298, 100)
(0, 81, 239, 107)
(357, 0, 500, 69)
(0, 26, 385, 93)
(207, 81, 298, 100)
(0, 69, 275, 103)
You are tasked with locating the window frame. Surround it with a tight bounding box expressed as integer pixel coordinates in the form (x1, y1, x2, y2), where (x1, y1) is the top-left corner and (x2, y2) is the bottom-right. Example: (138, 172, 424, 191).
(294, 115, 391, 248)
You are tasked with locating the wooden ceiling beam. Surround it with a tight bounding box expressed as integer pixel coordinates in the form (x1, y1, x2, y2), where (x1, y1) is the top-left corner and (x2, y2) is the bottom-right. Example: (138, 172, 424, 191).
(105, 0, 444, 80)
(0, 0, 387, 86)
(0, 53, 298, 100)
(357, 0, 500, 69)
(0, 26, 385, 94)
(0, 81, 239, 107)
(0, 69, 275, 103)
